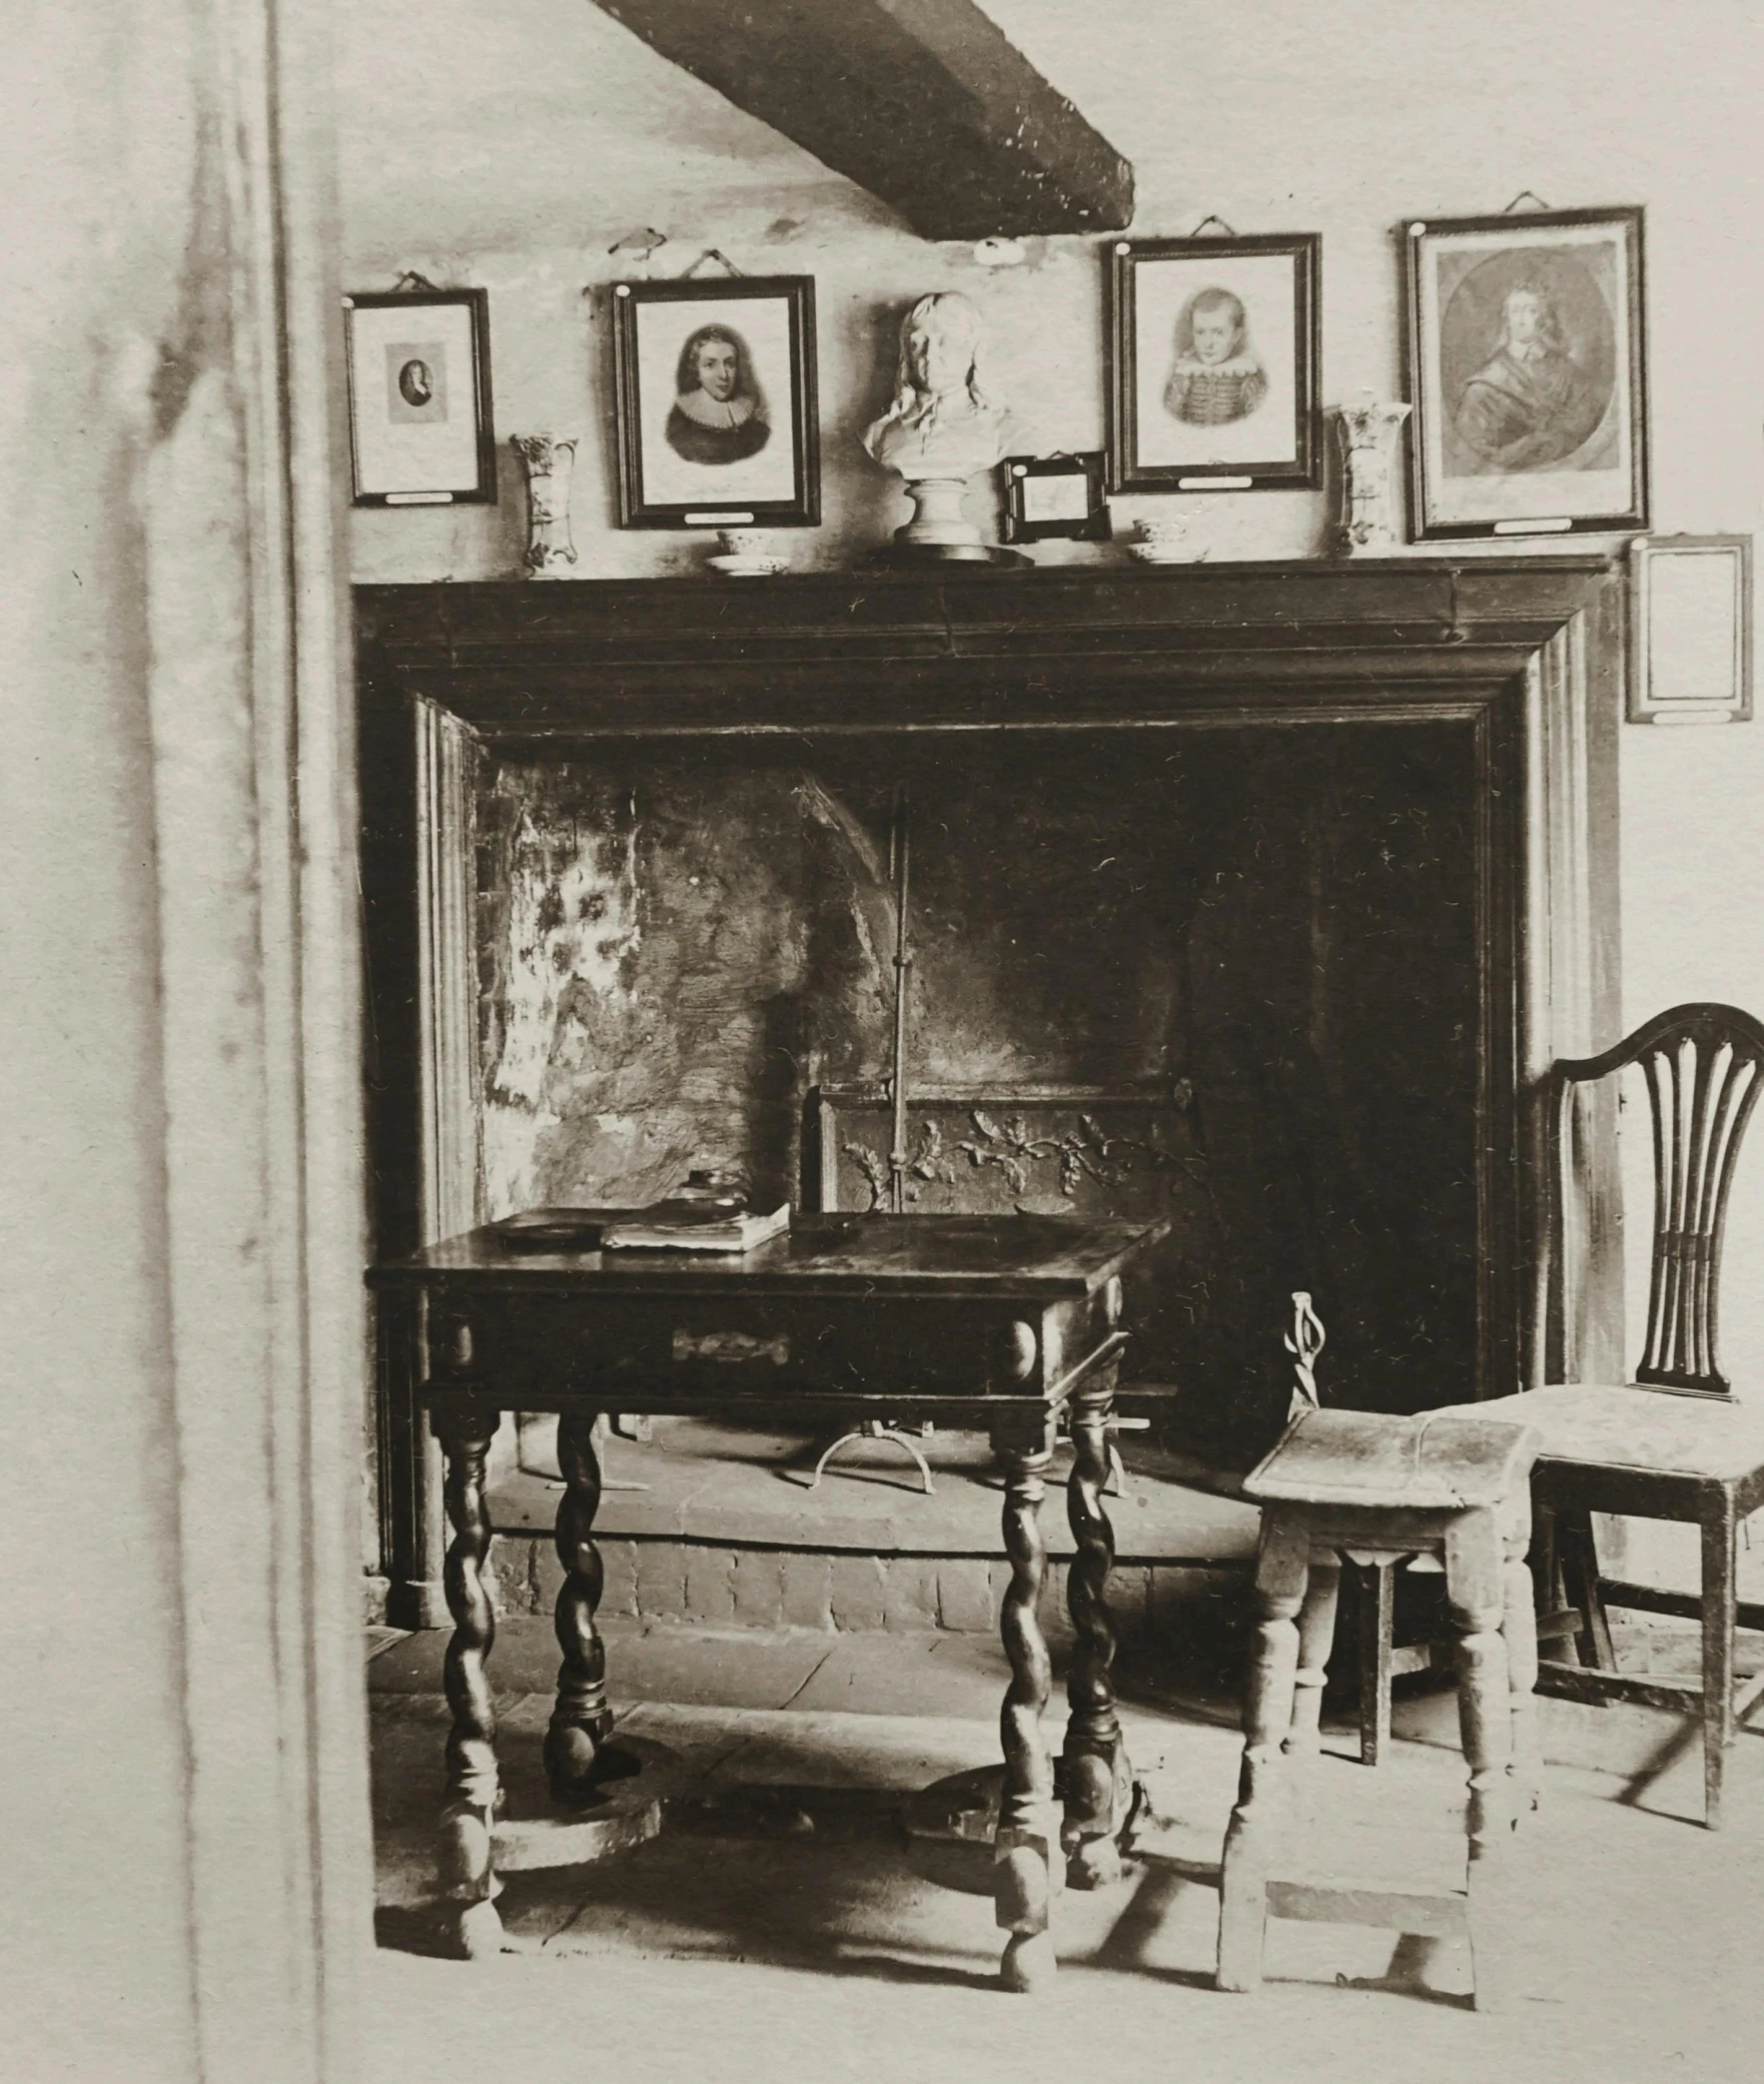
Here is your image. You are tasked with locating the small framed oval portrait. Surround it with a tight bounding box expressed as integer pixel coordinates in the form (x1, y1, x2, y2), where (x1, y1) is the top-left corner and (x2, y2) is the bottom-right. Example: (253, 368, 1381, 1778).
(344, 287, 495, 507)
(609, 276, 820, 529)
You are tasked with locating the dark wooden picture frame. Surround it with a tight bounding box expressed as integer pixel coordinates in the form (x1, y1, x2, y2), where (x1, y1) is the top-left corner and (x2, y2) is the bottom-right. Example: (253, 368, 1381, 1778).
(1000, 452, 1111, 544)
(1106, 234, 1322, 495)
(344, 288, 495, 507)
(610, 275, 820, 529)
(1402, 206, 1648, 540)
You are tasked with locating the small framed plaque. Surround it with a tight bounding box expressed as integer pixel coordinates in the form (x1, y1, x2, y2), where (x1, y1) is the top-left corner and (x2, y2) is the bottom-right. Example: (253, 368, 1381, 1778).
(1628, 534, 1752, 724)
(1000, 453, 1111, 544)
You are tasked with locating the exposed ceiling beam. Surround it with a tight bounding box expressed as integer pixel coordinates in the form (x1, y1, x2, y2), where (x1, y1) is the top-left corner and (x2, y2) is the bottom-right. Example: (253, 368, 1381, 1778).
(588, 0, 1134, 242)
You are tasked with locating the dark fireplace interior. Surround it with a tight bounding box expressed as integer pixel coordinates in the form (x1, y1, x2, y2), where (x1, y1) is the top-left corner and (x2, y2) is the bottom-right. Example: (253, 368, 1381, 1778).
(473, 722, 1479, 1463)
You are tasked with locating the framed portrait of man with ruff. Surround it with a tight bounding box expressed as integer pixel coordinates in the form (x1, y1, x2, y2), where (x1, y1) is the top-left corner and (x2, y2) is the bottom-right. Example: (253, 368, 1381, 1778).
(610, 275, 820, 528)
(1403, 206, 1648, 539)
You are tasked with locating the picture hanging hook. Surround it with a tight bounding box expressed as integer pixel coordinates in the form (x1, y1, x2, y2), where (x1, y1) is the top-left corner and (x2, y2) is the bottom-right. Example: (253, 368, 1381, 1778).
(681, 248, 745, 279)
(1501, 191, 1553, 214)
(391, 270, 443, 294)
(1188, 215, 1239, 239)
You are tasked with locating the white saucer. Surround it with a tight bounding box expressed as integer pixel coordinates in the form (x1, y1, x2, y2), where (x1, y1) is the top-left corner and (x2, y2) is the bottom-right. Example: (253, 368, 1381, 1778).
(707, 553, 787, 576)
(1128, 542, 1196, 564)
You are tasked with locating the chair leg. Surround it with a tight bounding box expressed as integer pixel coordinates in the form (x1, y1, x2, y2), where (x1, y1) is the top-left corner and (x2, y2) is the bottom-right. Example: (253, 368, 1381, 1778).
(1355, 1560, 1395, 1766)
(1701, 1491, 1738, 1831)
(1555, 1509, 1617, 1670)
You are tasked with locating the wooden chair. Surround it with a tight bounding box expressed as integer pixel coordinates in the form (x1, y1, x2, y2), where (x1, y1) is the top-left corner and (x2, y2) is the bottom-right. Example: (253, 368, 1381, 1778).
(1463, 1004, 1764, 1827)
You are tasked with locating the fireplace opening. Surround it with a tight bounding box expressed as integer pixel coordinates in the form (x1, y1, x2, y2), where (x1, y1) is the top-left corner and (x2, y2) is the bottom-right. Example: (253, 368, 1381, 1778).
(474, 721, 1479, 1462)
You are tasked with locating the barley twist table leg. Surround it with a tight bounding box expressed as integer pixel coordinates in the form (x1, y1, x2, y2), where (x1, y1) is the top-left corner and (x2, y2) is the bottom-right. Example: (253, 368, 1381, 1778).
(1218, 1514, 1311, 1994)
(544, 1408, 615, 1803)
(993, 1432, 1058, 1993)
(435, 1406, 504, 1959)
(1063, 1378, 1130, 1889)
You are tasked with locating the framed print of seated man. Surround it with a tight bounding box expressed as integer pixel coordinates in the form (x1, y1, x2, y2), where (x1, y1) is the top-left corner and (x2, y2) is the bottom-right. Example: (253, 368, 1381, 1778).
(1163, 287, 1269, 428)
(1453, 282, 1606, 473)
(666, 323, 770, 467)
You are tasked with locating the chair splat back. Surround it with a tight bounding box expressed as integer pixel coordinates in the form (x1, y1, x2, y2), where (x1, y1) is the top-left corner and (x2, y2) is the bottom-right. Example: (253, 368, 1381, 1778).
(1551, 1004, 1764, 1397)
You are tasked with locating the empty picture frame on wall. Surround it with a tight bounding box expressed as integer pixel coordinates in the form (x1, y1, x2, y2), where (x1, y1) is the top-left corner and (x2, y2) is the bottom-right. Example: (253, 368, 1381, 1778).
(1105, 234, 1322, 494)
(1402, 206, 1648, 539)
(344, 288, 495, 506)
(610, 276, 820, 528)
(1628, 534, 1752, 724)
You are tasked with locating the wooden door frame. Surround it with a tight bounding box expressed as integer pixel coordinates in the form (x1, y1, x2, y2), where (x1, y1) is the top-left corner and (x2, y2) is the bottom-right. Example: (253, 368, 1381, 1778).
(149, 1, 375, 2076)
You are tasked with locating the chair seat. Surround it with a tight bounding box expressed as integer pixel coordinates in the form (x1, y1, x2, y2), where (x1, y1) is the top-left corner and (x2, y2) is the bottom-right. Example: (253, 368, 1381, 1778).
(1471, 1385, 1764, 1483)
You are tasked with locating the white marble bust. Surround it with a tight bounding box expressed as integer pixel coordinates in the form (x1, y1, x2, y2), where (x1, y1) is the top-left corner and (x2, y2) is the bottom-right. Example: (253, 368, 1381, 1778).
(861, 292, 1014, 487)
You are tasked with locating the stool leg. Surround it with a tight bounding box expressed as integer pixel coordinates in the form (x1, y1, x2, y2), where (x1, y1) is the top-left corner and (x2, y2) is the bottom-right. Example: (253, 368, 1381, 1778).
(1448, 1513, 1516, 2015)
(994, 1433, 1058, 1993)
(1701, 1490, 1738, 1831)
(1355, 1560, 1395, 1766)
(1501, 1525, 1540, 1815)
(1218, 1516, 1311, 1995)
(1286, 1557, 1342, 1793)
(435, 1407, 504, 1959)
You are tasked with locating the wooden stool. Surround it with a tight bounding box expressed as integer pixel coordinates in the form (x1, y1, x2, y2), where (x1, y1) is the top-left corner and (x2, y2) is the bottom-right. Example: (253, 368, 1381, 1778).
(1216, 1407, 1541, 2013)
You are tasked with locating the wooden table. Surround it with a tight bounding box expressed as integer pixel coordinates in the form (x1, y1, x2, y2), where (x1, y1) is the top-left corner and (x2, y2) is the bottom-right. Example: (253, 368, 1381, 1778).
(371, 1211, 1170, 1988)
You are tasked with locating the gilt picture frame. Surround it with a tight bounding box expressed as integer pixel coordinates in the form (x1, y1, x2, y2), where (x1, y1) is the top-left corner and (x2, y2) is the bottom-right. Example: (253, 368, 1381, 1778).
(1402, 206, 1648, 540)
(610, 275, 820, 529)
(344, 287, 495, 507)
(1106, 234, 1322, 494)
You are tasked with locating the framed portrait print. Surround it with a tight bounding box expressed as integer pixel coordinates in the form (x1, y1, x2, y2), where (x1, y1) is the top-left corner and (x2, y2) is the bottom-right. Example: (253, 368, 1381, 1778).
(610, 276, 820, 528)
(1106, 234, 1322, 494)
(344, 288, 495, 506)
(1000, 452, 1111, 544)
(1628, 534, 1752, 724)
(1402, 206, 1648, 539)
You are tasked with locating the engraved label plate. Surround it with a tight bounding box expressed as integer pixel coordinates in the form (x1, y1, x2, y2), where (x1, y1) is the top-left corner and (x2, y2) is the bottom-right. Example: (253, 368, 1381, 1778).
(672, 1329, 790, 1366)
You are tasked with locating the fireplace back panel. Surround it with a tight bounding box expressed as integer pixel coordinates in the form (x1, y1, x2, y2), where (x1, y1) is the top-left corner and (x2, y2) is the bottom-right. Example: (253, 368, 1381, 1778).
(473, 723, 1477, 1455)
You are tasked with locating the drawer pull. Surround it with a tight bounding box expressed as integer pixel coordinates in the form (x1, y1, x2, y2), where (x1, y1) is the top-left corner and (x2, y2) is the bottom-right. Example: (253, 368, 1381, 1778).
(672, 1329, 789, 1367)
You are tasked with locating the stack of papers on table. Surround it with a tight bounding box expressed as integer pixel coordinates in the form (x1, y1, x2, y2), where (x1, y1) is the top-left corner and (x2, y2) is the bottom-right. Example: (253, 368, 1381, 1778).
(599, 1203, 791, 1253)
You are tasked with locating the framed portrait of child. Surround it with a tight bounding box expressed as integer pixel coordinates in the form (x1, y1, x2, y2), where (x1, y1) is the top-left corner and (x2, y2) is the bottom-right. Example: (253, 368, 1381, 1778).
(1105, 234, 1322, 495)
(609, 275, 820, 528)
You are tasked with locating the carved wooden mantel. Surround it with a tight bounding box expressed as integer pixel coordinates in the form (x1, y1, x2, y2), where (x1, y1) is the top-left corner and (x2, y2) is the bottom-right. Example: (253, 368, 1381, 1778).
(358, 557, 1624, 1626)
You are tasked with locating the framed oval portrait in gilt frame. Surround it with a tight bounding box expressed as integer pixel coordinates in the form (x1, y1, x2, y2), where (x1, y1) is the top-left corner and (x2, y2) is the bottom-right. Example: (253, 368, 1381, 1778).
(1402, 205, 1648, 540)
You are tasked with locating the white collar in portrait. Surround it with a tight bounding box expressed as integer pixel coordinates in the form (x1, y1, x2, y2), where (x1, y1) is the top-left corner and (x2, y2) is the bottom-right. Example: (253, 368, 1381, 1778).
(674, 389, 760, 430)
(1169, 352, 1263, 378)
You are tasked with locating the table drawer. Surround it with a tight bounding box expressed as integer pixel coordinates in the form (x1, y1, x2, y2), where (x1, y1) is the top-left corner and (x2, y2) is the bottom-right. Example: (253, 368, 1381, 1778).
(424, 1290, 1102, 1400)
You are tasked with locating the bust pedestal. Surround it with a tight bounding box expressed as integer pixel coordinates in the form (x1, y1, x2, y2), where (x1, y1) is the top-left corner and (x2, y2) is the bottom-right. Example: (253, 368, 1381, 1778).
(882, 477, 1027, 568)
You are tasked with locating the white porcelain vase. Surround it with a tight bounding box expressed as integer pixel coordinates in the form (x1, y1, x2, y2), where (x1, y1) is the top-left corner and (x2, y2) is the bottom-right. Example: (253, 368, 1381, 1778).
(511, 435, 578, 577)
(1334, 402, 1411, 557)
